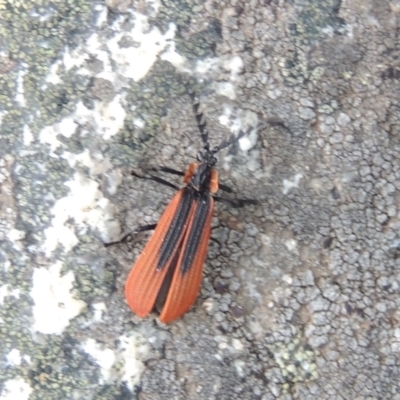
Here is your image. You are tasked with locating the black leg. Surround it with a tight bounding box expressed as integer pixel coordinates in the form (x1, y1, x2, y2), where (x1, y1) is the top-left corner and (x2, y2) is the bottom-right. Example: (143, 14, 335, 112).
(131, 171, 180, 191)
(218, 183, 233, 193)
(104, 223, 157, 247)
(156, 165, 235, 194)
(190, 92, 209, 146)
(151, 166, 184, 177)
(133, 162, 241, 199)
(141, 164, 235, 194)
(159, 166, 234, 194)
(213, 195, 259, 208)
(210, 236, 221, 246)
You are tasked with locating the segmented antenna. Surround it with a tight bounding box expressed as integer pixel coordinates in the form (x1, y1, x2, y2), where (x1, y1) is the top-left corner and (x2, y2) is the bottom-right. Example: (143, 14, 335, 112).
(190, 92, 209, 146)
(213, 130, 246, 153)
(190, 91, 247, 154)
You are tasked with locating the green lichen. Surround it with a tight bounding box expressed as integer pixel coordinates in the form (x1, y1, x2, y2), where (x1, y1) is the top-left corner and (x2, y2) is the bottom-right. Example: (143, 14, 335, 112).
(268, 334, 319, 386)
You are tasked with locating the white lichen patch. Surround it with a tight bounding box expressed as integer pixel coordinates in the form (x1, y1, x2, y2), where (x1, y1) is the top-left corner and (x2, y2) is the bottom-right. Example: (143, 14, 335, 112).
(283, 173, 303, 195)
(224, 55, 244, 81)
(81, 333, 150, 391)
(119, 333, 150, 391)
(42, 170, 119, 256)
(0, 378, 32, 400)
(82, 339, 117, 384)
(284, 238, 298, 253)
(53, 7, 178, 84)
(216, 81, 236, 100)
(15, 63, 28, 108)
(195, 57, 220, 74)
(0, 284, 20, 305)
(218, 106, 260, 155)
(39, 96, 127, 149)
(22, 124, 33, 146)
(6, 349, 22, 366)
(39, 5, 183, 150)
(160, 39, 188, 72)
(92, 302, 107, 323)
(30, 262, 86, 335)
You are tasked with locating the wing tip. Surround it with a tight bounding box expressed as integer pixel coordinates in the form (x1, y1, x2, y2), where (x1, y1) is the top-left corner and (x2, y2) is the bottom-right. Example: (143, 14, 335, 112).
(159, 310, 186, 324)
(126, 300, 152, 318)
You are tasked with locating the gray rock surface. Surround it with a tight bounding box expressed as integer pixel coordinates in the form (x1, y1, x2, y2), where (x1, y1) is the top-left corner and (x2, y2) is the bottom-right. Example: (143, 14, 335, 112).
(0, 1, 399, 399)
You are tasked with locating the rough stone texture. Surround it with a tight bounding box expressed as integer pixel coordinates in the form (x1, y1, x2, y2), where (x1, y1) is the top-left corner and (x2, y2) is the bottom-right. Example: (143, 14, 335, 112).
(0, 0, 399, 399)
